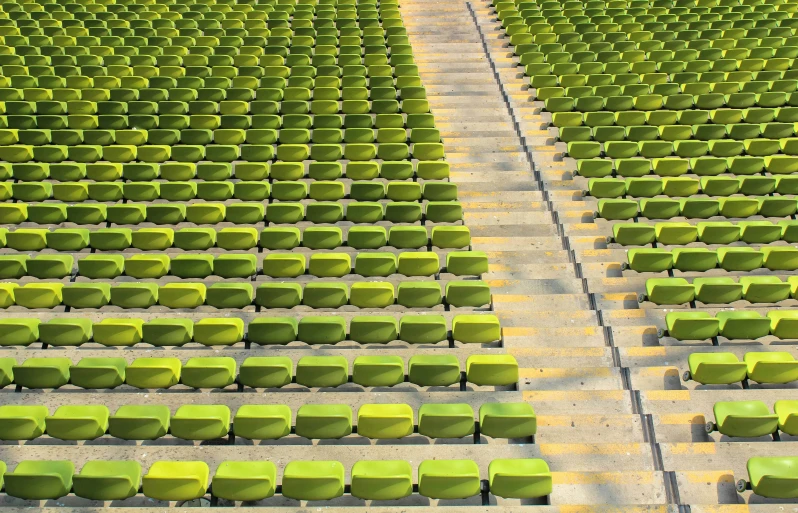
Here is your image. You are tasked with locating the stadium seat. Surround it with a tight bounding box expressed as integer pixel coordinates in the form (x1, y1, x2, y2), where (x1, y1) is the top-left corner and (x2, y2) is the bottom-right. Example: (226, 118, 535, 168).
(710, 401, 778, 438)
(418, 460, 480, 499)
(744, 457, 798, 499)
(281, 461, 345, 501)
(142, 461, 210, 501)
(212, 461, 277, 501)
(5, 460, 74, 500)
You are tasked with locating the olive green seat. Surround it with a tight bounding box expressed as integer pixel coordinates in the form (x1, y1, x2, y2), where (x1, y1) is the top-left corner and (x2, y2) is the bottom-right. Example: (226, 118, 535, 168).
(73, 461, 142, 501)
(480, 402, 537, 439)
(296, 404, 353, 439)
(193, 318, 244, 346)
(717, 311, 771, 340)
(0, 318, 39, 346)
(93, 318, 143, 347)
(666, 311, 720, 341)
(645, 278, 695, 305)
(142, 461, 210, 501)
(740, 276, 790, 304)
(745, 457, 798, 498)
(686, 352, 747, 384)
(181, 357, 236, 389)
(745, 352, 798, 384)
(0, 405, 48, 440)
(768, 310, 798, 339)
(14, 357, 71, 388)
(452, 314, 501, 343)
(351, 460, 413, 500)
(694, 278, 743, 304)
(711, 401, 778, 438)
(158, 283, 206, 309)
(5, 460, 74, 500)
(77, 254, 125, 279)
(45, 405, 109, 440)
(212, 461, 277, 501)
(352, 355, 405, 386)
(408, 354, 460, 386)
(418, 459, 480, 499)
(14, 283, 63, 309)
(489, 459, 552, 499)
(170, 405, 231, 441)
(232, 405, 291, 440)
(627, 248, 672, 272)
(109, 405, 170, 440)
(418, 403, 475, 438)
(70, 358, 126, 389)
(281, 461, 345, 501)
(142, 319, 194, 347)
(239, 357, 293, 388)
(775, 400, 798, 436)
(467, 355, 519, 386)
(357, 404, 414, 439)
(110, 282, 158, 308)
(125, 357, 181, 389)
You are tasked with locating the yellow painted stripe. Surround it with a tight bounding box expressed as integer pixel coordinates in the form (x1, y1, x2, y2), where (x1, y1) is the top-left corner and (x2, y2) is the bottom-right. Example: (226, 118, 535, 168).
(504, 327, 598, 337)
(509, 347, 606, 357)
(581, 249, 613, 257)
(541, 443, 643, 456)
(521, 368, 613, 379)
(538, 415, 633, 427)
(682, 471, 737, 485)
(568, 224, 600, 231)
(667, 443, 716, 455)
(644, 390, 691, 401)
(552, 471, 655, 485)
(658, 414, 705, 425)
(625, 347, 667, 357)
(606, 310, 648, 319)
(523, 390, 627, 401)
(602, 293, 640, 301)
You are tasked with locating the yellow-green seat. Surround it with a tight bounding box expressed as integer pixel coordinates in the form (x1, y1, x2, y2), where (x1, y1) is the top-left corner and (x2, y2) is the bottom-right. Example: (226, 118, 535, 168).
(418, 459, 480, 499)
(281, 461, 345, 501)
(142, 461, 210, 501)
(357, 404, 414, 439)
(212, 461, 277, 501)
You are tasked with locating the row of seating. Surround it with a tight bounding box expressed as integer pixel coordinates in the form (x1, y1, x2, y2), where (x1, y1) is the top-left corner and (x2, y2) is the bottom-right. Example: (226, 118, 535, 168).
(578, 155, 795, 177)
(2, 178, 456, 202)
(0, 314, 500, 346)
(564, 107, 798, 129)
(709, 399, 797, 437)
(684, 351, 798, 384)
(0, 199, 461, 225)
(612, 220, 798, 245)
(566, 124, 798, 146)
(0, 353, 519, 388)
(518, 37, 798, 56)
(647, 277, 798, 304)
(0, 225, 472, 251)
(665, 309, 798, 341)
(589, 175, 798, 198)
(628, 246, 795, 271)
(570, 138, 798, 159)
(0, 127, 439, 145)
(538, 73, 798, 92)
(0, 279, 494, 309)
(0, 401, 536, 440)
(597, 195, 797, 220)
(0, 251, 487, 279)
(548, 91, 798, 113)
(0, 458, 552, 501)
(0, 159, 451, 180)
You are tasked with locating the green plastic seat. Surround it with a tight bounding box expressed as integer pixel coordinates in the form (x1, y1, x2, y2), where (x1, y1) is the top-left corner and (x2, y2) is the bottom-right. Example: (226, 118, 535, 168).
(239, 357, 293, 389)
(768, 311, 798, 339)
(0, 405, 48, 440)
(181, 357, 236, 389)
(466, 354, 519, 386)
(70, 358, 126, 389)
(489, 459, 552, 499)
(15, 283, 64, 309)
(39, 319, 92, 347)
(686, 353, 747, 385)
(351, 460, 412, 500)
(141, 319, 193, 347)
(45, 405, 109, 440)
(718, 311, 770, 340)
(296, 404, 353, 439)
(27, 254, 73, 279)
(94, 318, 144, 347)
(627, 248, 673, 272)
(281, 461, 345, 501)
(418, 403, 475, 439)
(142, 461, 210, 501)
(646, 278, 694, 305)
(712, 401, 777, 438)
(297, 316, 346, 345)
(110, 283, 158, 308)
(775, 401, 798, 436)
(666, 311, 719, 341)
(109, 405, 170, 441)
(73, 461, 141, 501)
(741, 276, 790, 304)
(14, 357, 71, 389)
(125, 357, 181, 389)
(171, 405, 231, 440)
(194, 318, 244, 346)
(745, 352, 798, 384)
(452, 314, 501, 343)
(357, 404, 414, 439)
(746, 457, 798, 499)
(0, 318, 39, 346)
(232, 405, 291, 440)
(418, 460, 480, 499)
(693, 277, 743, 305)
(212, 461, 277, 501)
(480, 402, 537, 439)
(612, 223, 656, 245)
(5, 460, 74, 500)
(296, 356, 348, 388)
